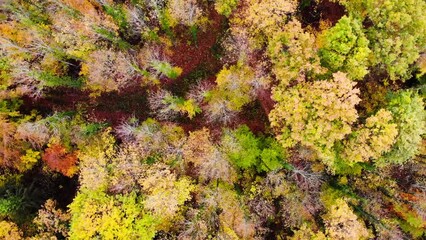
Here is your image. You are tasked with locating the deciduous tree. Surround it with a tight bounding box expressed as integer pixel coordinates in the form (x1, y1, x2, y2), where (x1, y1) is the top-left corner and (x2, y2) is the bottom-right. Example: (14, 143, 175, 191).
(267, 19, 325, 87)
(377, 90, 426, 166)
(269, 72, 360, 171)
(319, 16, 371, 80)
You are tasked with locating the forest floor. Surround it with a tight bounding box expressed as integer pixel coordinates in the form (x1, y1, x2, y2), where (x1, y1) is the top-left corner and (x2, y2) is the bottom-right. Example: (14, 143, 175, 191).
(20, 6, 273, 137)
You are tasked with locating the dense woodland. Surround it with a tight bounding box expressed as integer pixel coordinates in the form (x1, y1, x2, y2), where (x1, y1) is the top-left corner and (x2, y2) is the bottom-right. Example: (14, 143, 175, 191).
(0, 0, 425, 239)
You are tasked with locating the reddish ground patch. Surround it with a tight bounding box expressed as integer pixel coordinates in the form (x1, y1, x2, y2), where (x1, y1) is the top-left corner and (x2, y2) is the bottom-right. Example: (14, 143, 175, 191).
(20, 83, 150, 127)
(256, 88, 275, 116)
(299, 0, 346, 28)
(166, 7, 225, 80)
(319, 0, 346, 26)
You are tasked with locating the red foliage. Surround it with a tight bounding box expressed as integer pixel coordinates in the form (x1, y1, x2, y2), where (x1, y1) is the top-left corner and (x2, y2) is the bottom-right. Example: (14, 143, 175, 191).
(42, 144, 78, 177)
(167, 7, 224, 80)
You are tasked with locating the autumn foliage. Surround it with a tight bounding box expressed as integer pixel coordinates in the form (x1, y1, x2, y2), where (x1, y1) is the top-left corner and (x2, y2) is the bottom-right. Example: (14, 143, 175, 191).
(0, 0, 426, 239)
(42, 144, 78, 177)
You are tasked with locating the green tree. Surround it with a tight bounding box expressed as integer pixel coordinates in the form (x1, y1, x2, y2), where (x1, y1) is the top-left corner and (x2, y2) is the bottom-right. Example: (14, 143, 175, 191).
(221, 126, 287, 172)
(377, 90, 426, 166)
(338, 0, 426, 80)
(215, 0, 239, 17)
(319, 16, 371, 80)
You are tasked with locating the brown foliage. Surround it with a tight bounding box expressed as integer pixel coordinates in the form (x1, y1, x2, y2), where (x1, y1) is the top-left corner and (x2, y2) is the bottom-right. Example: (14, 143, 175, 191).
(42, 144, 78, 177)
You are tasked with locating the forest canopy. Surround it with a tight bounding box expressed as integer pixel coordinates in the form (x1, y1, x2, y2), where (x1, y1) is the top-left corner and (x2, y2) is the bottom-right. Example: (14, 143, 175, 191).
(0, 0, 425, 239)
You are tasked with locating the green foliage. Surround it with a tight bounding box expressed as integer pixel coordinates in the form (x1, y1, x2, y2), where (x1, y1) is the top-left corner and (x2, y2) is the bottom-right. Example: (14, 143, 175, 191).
(150, 61, 182, 79)
(319, 16, 371, 80)
(0, 178, 44, 224)
(159, 10, 176, 40)
(215, 0, 239, 17)
(221, 126, 287, 172)
(162, 93, 201, 119)
(102, 4, 128, 32)
(340, 0, 426, 80)
(222, 126, 261, 170)
(0, 57, 11, 90)
(259, 138, 288, 172)
(93, 27, 131, 50)
(6, 0, 51, 28)
(0, 98, 23, 118)
(35, 71, 83, 88)
(377, 90, 426, 166)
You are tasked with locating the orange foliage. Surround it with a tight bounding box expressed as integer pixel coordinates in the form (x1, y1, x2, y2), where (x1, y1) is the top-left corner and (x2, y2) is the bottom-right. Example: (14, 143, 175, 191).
(62, 0, 100, 19)
(42, 144, 78, 177)
(0, 21, 32, 46)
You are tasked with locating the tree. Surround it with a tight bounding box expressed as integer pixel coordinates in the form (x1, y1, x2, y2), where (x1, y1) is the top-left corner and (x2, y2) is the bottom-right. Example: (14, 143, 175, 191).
(269, 72, 361, 171)
(377, 90, 426, 166)
(341, 109, 398, 165)
(77, 128, 116, 191)
(183, 128, 237, 183)
(289, 223, 326, 240)
(115, 118, 186, 163)
(81, 49, 136, 96)
(42, 144, 78, 177)
(33, 199, 70, 239)
(221, 126, 261, 170)
(0, 221, 22, 240)
(69, 190, 158, 240)
(338, 0, 426, 81)
(202, 184, 255, 239)
(220, 126, 287, 172)
(167, 0, 203, 27)
(0, 119, 23, 170)
(205, 64, 265, 123)
(322, 198, 371, 240)
(232, 0, 298, 45)
(215, 0, 239, 17)
(318, 16, 371, 80)
(148, 89, 201, 120)
(138, 163, 195, 230)
(267, 19, 325, 87)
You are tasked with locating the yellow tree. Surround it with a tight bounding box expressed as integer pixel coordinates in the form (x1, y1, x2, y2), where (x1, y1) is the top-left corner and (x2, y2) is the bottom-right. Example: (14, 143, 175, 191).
(232, 0, 298, 45)
(183, 128, 237, 184)
(269, 72, 361, 171)
(322, 198, 371, 240)
(267, 19, 325, 87)
(342, 109, 398, 165)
